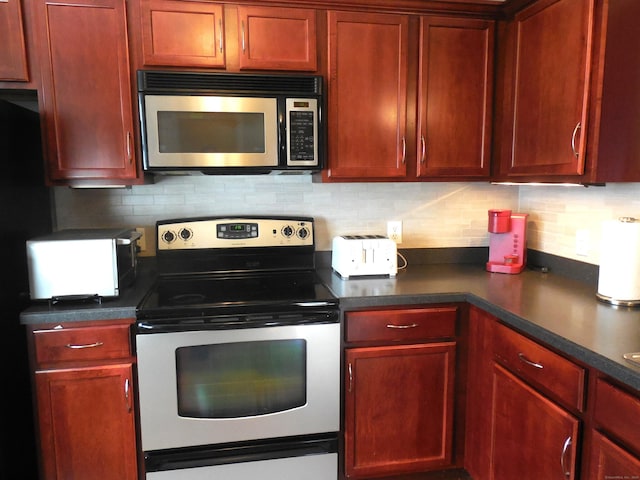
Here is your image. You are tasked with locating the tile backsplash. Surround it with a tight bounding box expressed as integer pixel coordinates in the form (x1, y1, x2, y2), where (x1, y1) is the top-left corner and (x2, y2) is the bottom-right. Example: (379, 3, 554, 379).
(53, 175, 640, 265)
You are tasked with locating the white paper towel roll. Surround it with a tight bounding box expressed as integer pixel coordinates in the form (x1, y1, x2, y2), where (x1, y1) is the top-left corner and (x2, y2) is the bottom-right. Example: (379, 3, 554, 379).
(598, 217, 640, 303)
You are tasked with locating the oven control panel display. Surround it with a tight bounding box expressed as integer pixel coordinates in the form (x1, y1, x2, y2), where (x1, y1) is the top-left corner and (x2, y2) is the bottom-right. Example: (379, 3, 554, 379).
(157, 217, 314, 250)
(217, 223, 259, 239)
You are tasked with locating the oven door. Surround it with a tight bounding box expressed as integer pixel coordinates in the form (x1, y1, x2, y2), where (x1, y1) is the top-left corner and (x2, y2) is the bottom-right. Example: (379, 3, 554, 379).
(136, 322, 340, 452)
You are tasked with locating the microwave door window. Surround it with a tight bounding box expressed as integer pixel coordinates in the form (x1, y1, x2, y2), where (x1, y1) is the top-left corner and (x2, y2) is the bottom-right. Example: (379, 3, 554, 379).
(157, 111, 266, 154)
(175, 339, 307, 418)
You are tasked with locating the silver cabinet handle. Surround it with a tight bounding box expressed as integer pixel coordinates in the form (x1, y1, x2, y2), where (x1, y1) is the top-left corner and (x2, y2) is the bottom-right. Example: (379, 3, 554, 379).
(386, 323, 419, 329)
(124, 378, 132, 413)
(219, 18, 223, 53)
(401, 136, 406, 164)
(571, 122, 581, 158)
(241, 20, 246, 53)
(420, 135, 426, 164)
(517, 352, 544, 369)
(348, 362, 353, 393)
(126, 131, 132, 163)
(65, 341, 104, 349)
(560, 436, 572, 479)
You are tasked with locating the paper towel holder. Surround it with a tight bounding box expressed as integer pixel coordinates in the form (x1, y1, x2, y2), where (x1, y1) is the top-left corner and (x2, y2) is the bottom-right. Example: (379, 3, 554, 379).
(596, 216, 640, 307)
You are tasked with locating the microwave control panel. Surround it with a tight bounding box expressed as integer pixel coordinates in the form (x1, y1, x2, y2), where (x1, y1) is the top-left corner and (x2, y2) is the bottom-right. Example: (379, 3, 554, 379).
(286, 98, 319, 166)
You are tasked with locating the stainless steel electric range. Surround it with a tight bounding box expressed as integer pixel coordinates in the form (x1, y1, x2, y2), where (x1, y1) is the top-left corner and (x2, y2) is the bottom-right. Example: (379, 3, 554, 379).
(135, 216, 340, 480)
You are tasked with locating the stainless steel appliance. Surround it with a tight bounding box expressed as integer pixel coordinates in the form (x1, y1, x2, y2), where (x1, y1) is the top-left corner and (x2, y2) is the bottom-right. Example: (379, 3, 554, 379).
(26, 228, 141, 301)
(137, 71, 324, 174)
(135, 216, 339, 479)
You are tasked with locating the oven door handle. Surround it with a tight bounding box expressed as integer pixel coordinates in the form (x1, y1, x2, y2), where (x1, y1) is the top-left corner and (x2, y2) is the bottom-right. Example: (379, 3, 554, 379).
(136, 311, 339, 333)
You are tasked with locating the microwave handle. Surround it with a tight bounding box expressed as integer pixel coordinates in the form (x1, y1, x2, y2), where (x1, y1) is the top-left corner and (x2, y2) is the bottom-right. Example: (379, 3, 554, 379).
(116, 230, 142, 246)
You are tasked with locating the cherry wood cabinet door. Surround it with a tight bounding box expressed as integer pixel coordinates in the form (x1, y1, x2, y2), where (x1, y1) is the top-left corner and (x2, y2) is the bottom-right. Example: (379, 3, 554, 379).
(237, 6, 317, 71)
(490, 363, 580, 480)
(326, 11, 408, 179)
(587, 431, 640, 480)
(34, 0, 138, 184)
(344, 342, 456, 478)
(500, 0, 594, 178)
(140, 0, 225, 68)
(0, 0, 29, 81)
(34, 363, 137, 480)
(416, 16, 493, 179)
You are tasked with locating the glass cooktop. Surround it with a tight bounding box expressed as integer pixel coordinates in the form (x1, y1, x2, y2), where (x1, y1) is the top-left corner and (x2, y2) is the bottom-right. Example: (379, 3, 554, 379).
(136, 271, 338, 322)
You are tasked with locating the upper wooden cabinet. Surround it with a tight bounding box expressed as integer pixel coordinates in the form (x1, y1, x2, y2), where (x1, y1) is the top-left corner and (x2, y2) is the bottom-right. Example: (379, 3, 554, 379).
(33, 0, 139, 185)
(237, 6, 317, 71)
(495, 0, 640, 183)
(0, 0, 29, 82)
(326, 10, 409, 179)
(140, 0, 225, 68)
(325, 11, 494, 181)
(416, 16, 493, 179)
(497, 0, 591, 178)
(137, 1, 318, 72)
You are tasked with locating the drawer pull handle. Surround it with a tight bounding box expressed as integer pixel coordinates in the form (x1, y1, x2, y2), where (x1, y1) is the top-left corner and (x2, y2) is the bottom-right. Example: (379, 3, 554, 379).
(65, 341, 104, 350)
(560, 435, 572, 478)
(518, 352, 544, 369)
(386, 323, 419, 329)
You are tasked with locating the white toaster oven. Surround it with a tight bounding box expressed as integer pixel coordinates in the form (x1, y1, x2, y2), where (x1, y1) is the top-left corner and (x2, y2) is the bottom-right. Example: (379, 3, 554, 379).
(26, 228, 141, 301)
(331, 235, 397, 279)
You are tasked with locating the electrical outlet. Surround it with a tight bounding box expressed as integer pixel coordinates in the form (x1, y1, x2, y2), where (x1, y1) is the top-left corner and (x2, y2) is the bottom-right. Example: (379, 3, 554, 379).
(387, 221, 402, 244)
(576, 229, 589, 256)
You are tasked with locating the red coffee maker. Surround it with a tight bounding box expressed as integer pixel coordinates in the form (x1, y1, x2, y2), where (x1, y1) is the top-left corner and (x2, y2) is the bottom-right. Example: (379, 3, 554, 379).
(486, 209, 529, 274)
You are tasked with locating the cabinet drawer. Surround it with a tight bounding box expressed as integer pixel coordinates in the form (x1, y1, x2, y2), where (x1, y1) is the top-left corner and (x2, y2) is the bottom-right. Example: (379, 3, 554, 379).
(345, 307, 457, 343)
(593, 378, 640, 455)
(493, 322, 585, 411)
(33, 324, 132, 365)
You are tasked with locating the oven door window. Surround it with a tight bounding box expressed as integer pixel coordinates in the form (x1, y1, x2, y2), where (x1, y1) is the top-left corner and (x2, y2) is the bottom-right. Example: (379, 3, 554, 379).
(176, 340, 307, 418)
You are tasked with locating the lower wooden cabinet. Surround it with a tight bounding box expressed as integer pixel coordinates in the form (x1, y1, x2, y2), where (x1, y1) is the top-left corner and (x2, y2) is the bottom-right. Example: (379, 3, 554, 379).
(587, 378, 640, 479)
(490, 363, 579, 480)
(587, 431, 640, 480)
(28, 319, 138, 480)
(343, 307, 458, 478)
(35, 364, 138, 480)
(466, 307, 584, 480)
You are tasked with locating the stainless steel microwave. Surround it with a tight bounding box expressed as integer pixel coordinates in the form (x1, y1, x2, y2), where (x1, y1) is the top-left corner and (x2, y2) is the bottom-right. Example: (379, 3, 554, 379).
(137, 71, 324, 174)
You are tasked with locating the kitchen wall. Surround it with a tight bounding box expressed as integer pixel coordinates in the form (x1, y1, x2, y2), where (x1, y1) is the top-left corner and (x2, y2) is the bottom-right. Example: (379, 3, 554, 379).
(53, 176, 640, 265)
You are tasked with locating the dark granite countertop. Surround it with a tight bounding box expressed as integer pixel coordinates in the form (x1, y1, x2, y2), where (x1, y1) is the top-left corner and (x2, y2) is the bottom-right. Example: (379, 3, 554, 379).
(20, 256, 640, 392)
(318, 263, 640, 392)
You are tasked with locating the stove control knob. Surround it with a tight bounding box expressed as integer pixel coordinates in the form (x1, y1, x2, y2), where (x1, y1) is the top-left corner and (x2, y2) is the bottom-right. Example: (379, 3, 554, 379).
(282, 225, 294, 238)
(179, 228, 192, 241)
(162, 230, 176, 244)
(297, 227, 309, 239)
